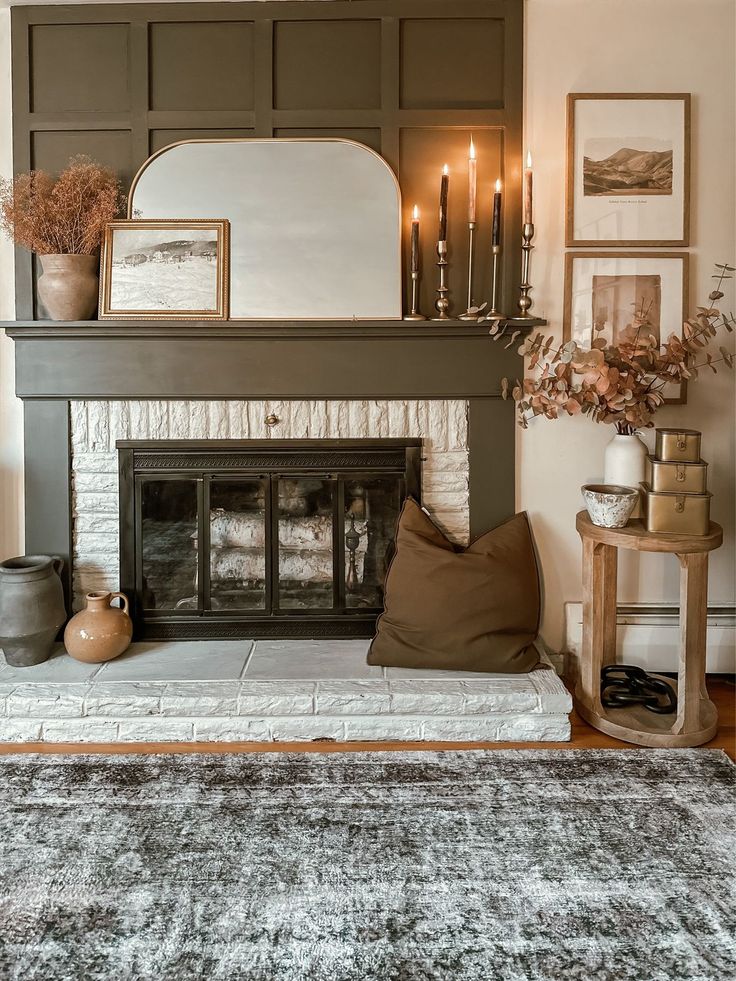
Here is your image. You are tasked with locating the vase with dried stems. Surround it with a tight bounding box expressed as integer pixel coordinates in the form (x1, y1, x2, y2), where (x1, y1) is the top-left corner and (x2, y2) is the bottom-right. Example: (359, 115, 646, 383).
(0, 156, 125, 320)
(479, 264, 735, 488)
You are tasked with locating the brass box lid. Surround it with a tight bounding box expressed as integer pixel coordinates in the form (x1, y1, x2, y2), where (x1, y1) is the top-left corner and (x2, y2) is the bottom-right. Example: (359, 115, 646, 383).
(645, 455, 708, 494)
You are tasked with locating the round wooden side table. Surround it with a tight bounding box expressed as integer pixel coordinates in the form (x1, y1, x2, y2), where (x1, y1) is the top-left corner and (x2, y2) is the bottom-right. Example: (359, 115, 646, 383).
(574, 511, 723, 748)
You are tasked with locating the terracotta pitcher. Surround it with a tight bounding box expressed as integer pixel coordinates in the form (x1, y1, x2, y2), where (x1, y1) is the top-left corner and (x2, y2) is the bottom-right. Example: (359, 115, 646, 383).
(64, 591, 133, 664)
(0, 555, 66, 667)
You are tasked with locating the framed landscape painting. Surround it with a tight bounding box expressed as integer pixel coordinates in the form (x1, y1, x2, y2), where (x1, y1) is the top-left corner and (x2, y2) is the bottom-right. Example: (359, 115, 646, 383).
(563, 252, 689, 404)
(566, 94, 690, 247)
(99, 219, 229, 320)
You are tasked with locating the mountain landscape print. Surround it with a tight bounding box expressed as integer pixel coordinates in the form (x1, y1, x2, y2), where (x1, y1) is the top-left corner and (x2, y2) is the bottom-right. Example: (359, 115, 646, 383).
(583, 138, 673, 196)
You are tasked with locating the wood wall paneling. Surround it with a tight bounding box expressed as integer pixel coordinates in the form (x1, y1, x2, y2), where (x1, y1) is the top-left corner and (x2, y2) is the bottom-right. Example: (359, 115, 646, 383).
(12, 2, 524, 321)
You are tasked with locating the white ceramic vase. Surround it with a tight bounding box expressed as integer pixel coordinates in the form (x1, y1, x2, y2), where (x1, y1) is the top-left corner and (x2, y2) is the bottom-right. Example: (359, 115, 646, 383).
(603, 432, 648, 493)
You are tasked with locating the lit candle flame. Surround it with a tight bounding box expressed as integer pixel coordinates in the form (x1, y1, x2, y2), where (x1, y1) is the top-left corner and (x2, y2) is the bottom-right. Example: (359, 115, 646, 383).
(526, 151, 532, 168)
(443, 163, 449, 176)
(469, 137, 476, 160)
(412, 204, 419, 220)
(495, 178, 502, 192)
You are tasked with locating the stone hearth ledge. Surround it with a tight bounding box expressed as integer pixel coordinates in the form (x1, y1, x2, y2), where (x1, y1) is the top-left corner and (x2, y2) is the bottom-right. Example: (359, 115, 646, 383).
(0, 640, 572, 743)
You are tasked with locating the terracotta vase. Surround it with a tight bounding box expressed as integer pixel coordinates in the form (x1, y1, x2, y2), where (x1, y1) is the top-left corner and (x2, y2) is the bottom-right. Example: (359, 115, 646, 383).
(0, 555, 66, 667)
(64, 591, 133, 664)
(37, 254, 99, 321)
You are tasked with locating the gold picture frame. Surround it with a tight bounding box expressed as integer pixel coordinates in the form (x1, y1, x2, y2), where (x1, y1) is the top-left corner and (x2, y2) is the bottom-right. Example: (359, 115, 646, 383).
(563, 251, 689, 405)
(99, 219, 230, 320)
(566, 93, 690, 247)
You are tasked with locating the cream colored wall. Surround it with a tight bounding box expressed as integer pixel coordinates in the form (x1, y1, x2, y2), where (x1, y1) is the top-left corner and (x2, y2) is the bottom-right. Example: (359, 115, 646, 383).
(0, 0, 734, 650)
(523, 0, 736, 648)
(0, 5, 23, 563)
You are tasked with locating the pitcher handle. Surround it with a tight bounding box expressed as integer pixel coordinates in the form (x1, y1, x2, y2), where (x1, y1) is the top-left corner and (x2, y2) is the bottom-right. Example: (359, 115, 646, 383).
(51, 555, 64, 576)
(110, 592, 130, 616)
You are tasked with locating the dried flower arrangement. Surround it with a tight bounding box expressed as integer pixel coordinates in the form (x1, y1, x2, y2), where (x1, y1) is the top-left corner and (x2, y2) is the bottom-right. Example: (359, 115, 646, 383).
(473, 264, 735, 432)
(0, 156, 124, 255)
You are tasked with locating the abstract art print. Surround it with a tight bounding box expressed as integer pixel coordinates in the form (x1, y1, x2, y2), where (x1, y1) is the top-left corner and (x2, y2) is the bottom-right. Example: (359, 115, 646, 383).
(99, 220, 229, 320)
(566, 94, 690, 246)
(564, 252, 688, 403)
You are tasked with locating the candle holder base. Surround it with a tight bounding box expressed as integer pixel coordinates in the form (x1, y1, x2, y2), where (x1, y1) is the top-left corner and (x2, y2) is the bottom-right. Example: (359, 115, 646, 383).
(403, 313, 428, 321)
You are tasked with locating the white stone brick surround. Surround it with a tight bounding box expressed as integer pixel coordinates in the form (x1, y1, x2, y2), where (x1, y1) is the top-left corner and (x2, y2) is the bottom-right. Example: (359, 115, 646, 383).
(0, 640, 572, 744)
(70, 399, 470, 609)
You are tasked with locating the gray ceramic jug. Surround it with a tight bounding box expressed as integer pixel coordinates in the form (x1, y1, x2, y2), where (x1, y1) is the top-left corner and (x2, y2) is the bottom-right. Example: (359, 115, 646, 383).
(0, 555, 66, 667)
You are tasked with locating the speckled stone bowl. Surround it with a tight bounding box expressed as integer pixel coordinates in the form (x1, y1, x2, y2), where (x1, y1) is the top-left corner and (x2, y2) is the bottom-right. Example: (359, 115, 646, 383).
(581, 484, 639, 528)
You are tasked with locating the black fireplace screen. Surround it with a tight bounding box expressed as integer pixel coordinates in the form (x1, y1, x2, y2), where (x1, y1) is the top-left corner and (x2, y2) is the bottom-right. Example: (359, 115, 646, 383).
(118, 440, 421, 639)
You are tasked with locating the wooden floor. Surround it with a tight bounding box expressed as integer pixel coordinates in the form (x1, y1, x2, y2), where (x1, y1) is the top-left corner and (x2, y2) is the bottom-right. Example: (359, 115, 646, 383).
(1, 677, 734, 760)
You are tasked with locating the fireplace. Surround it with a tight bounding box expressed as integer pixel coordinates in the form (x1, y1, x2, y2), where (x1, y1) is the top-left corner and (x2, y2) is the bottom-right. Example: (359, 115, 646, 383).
(118, 439, 421, 639)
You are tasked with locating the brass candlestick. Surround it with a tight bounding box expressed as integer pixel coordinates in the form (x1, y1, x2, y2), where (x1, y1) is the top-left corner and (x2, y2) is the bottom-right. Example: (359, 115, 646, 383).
(459, 221, 477, 319)
(517, 222, 535, 318)
(487, 244, 505, 320)
(404, 268, 426, 321)
(433, 239, 450, 320)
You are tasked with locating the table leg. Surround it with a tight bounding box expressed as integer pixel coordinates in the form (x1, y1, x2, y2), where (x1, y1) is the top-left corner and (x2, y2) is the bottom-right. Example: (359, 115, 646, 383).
(674, 551, 709, 735)
(579, 539, 618, 714)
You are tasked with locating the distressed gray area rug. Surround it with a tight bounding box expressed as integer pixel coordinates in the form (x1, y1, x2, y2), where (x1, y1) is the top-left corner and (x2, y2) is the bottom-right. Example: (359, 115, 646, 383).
(0, 750, 734, 981)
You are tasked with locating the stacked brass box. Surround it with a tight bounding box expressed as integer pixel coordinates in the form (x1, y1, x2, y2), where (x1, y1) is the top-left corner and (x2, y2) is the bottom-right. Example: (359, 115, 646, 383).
(641, 429, 712, 536)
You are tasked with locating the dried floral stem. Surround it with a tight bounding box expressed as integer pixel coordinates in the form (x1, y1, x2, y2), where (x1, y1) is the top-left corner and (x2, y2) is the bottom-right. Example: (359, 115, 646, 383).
(0, 156, 125, 255)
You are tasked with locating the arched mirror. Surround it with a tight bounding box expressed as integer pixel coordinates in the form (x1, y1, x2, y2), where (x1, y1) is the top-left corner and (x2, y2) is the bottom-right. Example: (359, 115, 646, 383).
(129, 139, 402, 320)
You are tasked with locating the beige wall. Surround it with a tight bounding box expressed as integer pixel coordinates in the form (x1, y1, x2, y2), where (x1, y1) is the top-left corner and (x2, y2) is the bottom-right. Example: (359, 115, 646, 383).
(0, 0, 734, 649)
(523, 0, 736, 647)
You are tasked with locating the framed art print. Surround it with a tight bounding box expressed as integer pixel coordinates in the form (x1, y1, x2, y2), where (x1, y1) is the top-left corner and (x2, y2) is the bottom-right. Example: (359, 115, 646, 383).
(99, 219, 230, 320)
(563, 252, 689, 404)
(566, 94, 690, 247)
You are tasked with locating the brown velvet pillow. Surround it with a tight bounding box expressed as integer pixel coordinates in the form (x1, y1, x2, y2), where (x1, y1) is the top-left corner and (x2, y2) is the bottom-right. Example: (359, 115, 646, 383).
(368, 499, 541, 673)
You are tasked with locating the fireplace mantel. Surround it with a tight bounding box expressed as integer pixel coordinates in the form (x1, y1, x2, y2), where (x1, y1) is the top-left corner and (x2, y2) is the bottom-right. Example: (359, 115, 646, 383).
(6, 317, 542, 613)
(4, 318, 543, 400)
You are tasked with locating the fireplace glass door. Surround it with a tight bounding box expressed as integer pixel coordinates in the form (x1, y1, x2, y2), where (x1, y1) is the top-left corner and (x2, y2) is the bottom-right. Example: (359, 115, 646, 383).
(119, 441, 420, 639)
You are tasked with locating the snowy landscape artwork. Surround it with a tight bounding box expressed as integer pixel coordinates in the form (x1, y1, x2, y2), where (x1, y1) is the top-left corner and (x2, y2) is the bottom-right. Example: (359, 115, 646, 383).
(101, 221, 228, 318)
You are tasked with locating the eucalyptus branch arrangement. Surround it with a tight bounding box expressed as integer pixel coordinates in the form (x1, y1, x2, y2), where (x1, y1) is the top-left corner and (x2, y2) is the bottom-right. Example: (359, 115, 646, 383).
(469, 264, 735, 431)
(0, 156, 125, 256)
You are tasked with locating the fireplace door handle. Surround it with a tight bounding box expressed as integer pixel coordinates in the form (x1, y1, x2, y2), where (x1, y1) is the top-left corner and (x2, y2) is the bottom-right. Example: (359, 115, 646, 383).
(265, 414, 280, 427)
(110, 592, 130, 616)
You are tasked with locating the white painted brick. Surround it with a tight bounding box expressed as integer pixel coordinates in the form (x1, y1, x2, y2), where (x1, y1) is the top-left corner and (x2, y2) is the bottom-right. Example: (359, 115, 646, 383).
(73, 513, 118, 534)
(69, 402, 88, 449)
(227, 401, 243, 437)
(327, 399, 349, 438)
(497, 718, 571, 741)
(84, 683, 163, 717)
(108, 400, 131, 443)
(41, 719, 120, 742)
(423, 450, 469, 473)
(160, 683, 238, 716)
(148, 401, 169, 439)
(423, 471, 468, 493)
(428, 401, 448, 450)
(247, 400, 267, 436)
(387, 400, 408, 435)
(73, 492, 118, 514)
(72, 452, 118, 474)
(316, 680, 391, 715)
(169, 401, 191, 439)
(0, 719, 43, 741)
(389, 681, 466, 715)
(462, 691, 540, 714)
(270, 717, 345, 741)
(422, 491, 470, 510)
(421, 718, 503, 741)
(129, 401, 150, 438)
(207, 400, 229, 439)
(238, 681, 315, 716)
(448, 400, 468, 449)
(87, 402, 110, 451)
(348, 400, 369, 436)
(7, 684, 87, 717)
(75, 532, 119, 554)
(344, 717, 423, 741)
(193, 717, 272, 741)
(117, 719, 194, 741)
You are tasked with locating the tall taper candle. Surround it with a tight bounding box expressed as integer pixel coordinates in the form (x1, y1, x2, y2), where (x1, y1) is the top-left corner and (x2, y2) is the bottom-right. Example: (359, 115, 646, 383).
(468, 138, 477, 224)
(438, 164, 449, 241)
(492, 178, 502, 246)
(523, 151, 533, 225)
(410, 205, 420, 275)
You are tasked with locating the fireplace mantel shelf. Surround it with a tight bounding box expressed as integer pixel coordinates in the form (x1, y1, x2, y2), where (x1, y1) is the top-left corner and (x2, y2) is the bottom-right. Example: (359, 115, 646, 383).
(3, 317, 546, 339)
